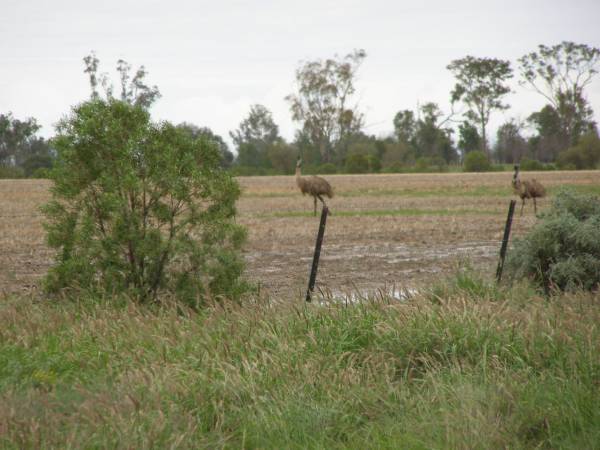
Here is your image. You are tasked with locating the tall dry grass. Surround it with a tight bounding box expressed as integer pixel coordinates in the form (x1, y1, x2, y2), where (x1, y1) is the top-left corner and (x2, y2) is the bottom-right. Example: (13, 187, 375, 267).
(1, 273, 599, 449)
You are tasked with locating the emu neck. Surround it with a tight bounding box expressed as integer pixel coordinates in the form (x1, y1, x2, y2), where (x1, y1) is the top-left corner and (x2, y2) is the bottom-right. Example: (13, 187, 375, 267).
(295, 166, 302, 186)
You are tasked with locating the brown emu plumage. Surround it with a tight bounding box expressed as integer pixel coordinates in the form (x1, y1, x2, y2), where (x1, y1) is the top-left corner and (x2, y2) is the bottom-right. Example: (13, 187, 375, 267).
(295, 160, 334, 216)
(512, 164, 546, 216)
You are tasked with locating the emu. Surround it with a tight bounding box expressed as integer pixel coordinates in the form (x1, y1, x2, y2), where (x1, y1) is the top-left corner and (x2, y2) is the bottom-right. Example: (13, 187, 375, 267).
(512, 164, 546, 216)
(295, 159, 334, 216)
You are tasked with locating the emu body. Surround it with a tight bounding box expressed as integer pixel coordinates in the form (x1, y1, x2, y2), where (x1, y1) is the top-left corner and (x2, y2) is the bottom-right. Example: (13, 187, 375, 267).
(512, 165, 546, 216)
(295, 160, 334, 216)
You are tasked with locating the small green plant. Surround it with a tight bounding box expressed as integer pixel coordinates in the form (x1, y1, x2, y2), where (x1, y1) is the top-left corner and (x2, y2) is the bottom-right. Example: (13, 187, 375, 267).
(43, 98, 249, 305)
(507, 189, 600, 293)
(463, 151, 491, 172)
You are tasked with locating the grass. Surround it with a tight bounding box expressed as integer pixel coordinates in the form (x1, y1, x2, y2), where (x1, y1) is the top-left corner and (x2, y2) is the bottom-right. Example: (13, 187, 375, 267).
(1, 273, 599, 449)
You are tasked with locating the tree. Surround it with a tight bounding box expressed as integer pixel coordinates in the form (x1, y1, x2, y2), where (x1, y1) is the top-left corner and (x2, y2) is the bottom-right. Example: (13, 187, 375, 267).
(230, 104, 280, 168)
(527, 105, 563, 162)
(494, 120, 528, 164)
(519, 42, 600, 148)
(393, 109, 417, 146)
(177, 123, 234, 168)
(0, 113, 50, 167)
(457, 121, 481, 157)
(83, 52, 161, 109)
(557, 130, 600, 169)
(414, 103, 456, 163)
(448, 56, 513, 156)
(44, 98, 248, 304)
(286, 49, 366, 163)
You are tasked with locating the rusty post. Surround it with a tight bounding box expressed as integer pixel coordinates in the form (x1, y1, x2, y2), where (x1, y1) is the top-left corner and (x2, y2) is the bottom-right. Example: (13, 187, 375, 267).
(496, 199, 516, 283)
(306, 205, 329, 302)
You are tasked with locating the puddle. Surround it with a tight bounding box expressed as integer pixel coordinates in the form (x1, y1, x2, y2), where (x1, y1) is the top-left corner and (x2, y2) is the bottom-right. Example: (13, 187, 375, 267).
(312, 286, 419, 305)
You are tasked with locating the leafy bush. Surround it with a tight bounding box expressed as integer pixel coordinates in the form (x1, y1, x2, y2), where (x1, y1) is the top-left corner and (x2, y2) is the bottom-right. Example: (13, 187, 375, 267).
(519, 157, 544, 171)
(463, 151, 491, 172)
(344, 153, 369, 173)
(507, 190, 600, 293)
(43, 98, 250, 305)
(381, 161, 405, 173)
(22, 153, 54, 177)
(317, 162, 337, 174)
(557, 131, 600, 169)
(0, 165, 25, 179)
(415, 156, 448, 173)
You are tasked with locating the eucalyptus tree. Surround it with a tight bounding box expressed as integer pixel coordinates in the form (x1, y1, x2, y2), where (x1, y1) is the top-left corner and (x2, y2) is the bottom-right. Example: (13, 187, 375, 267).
(519, 41, 600, 148)
(447, 56, 513, 157)
(286, 49, 366, 163)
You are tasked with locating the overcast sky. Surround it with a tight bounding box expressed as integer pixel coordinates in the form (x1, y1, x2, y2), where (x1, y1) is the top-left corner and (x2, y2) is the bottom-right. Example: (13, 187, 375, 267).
(2, 0, 600, 149)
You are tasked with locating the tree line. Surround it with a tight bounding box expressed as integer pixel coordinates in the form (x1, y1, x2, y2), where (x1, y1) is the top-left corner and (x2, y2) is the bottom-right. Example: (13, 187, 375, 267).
(2, 41, 600, 178)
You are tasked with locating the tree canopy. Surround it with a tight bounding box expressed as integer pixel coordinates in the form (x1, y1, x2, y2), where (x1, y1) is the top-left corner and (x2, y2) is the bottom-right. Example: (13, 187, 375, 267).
(286, 49, 366, 163)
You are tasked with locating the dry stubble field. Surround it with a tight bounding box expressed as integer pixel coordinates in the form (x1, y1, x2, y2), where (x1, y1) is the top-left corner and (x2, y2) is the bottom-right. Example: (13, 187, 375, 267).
(1, 171, 599, 299)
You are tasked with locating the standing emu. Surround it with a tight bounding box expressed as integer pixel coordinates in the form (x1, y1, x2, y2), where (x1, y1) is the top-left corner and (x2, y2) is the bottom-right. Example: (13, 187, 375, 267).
(295, 159, 334, 216)
(512, 164, 546, 216)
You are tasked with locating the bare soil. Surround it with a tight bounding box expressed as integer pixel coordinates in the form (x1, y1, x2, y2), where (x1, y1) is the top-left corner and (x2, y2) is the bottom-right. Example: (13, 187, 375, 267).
(1, 171, 598, 299)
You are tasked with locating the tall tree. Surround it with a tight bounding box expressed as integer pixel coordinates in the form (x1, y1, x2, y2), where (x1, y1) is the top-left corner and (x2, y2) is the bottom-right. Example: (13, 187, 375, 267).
(230, 104, 281, 168)
(518, 41, 600, 148)
(415, 103, 456, 163)
(177, 123, 234, 168)
(286, 49, 366, 162)
(457, 121, 481, 157)
(494, 120, 528, 164)
(527, 105, 563, 162)
(447, 56, 513, 156)
(0, 113, 51, 167)
(83, 52, 161, 109)
(393, 110, 417, 146)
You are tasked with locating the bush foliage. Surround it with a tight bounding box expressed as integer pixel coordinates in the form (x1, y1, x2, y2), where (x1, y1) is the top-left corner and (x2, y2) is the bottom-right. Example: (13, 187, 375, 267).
(43, 98, 249, 305)
(463, 151, 491, 172)
(557, 131, 600, 169)
(507, 190, 600, 293)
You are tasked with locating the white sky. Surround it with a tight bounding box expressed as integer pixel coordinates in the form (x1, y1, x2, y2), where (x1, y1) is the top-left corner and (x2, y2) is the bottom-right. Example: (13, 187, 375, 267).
(1, 0, 600, 149)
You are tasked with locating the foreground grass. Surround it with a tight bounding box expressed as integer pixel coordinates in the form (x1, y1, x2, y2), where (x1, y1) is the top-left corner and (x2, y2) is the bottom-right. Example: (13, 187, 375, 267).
(1, 276, 599, 449)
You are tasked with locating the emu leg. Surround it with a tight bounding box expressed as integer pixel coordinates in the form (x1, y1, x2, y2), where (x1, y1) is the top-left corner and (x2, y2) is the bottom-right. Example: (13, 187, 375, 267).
(313, 196, 317, 216)
(533, 197, 537, 214)
(316, 194, 329, 213)
(520, 198, 525, 216)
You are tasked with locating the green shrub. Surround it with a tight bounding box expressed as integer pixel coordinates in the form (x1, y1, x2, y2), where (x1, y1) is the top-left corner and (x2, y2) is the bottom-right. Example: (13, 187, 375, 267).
(0, 165, 25, 179)
(381, 161, 405, 173)
(519, 158, 544, 171)
(507, 190, 600, 293)
(463, 151, 491, 172)
(344, 153, 369, 173)
(366, 154, 381, 173)
(43, 98, 250, 305)
(317, 162, 337, 174)
(557, 131, 600, 169)
(22, 154, 54, 177)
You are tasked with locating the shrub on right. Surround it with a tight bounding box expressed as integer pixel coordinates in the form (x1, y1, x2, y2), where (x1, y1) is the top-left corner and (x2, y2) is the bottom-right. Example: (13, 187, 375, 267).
(507, 190, 600, 293)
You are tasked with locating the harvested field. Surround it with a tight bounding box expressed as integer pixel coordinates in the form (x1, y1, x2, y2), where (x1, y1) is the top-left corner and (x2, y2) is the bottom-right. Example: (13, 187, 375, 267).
(1, 171, 599, 298)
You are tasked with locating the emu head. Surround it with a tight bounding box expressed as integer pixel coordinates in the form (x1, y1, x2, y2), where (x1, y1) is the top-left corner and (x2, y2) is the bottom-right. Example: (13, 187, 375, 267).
(296, 158, 302, 168)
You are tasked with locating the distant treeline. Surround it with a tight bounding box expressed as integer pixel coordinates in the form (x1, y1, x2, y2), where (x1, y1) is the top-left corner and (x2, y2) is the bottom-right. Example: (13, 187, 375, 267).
(2, 41, 600, 178)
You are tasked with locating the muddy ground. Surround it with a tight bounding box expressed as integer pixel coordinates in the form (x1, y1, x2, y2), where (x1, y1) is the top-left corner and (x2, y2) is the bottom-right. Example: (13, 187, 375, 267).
(1, 171, 598, 299)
